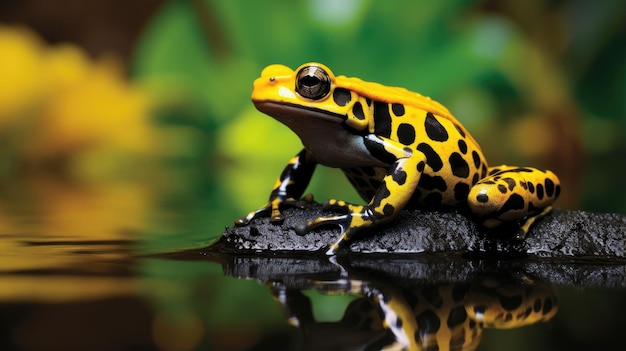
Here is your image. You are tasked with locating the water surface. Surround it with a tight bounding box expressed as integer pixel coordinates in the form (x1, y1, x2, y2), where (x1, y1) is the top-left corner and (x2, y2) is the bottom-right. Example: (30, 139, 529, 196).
(0, 179, 623, 351)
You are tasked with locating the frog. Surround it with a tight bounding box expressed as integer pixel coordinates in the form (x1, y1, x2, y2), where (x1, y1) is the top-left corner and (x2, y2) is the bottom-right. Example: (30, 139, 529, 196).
(235, 62, 561, 255)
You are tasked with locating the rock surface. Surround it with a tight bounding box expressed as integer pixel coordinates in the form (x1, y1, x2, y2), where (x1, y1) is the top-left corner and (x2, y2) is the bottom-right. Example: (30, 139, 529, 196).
(214, 204, 626, 260)
(151, 205, 626, 288)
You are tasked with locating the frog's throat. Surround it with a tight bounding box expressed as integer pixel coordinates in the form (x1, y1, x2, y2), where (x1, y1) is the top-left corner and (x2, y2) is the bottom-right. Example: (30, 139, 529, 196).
(254, 101, 385, 168)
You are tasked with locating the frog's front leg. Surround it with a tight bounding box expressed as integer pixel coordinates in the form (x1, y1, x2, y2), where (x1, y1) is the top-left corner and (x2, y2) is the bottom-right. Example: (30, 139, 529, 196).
(235, 149, 316, 226)
(297, 135, 425, 255)
(467, 165, 561, 239)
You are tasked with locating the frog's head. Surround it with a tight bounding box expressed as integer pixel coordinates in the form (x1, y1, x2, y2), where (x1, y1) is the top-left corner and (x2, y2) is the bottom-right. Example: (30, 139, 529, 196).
(251, 63, 371, 133)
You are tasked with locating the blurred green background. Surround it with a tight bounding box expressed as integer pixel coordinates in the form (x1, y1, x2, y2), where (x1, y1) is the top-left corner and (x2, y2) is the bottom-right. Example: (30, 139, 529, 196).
(0, 0, 623, 350)
(0, 0, 624, 228)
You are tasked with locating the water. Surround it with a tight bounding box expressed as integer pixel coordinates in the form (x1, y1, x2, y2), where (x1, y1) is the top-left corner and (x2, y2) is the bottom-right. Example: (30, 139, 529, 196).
(0, 179, 623, 351)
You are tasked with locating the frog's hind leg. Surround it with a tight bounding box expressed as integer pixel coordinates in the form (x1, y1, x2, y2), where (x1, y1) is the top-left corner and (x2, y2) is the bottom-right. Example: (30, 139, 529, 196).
(515, 205, 553, 240)
(467, 165, 560, 239)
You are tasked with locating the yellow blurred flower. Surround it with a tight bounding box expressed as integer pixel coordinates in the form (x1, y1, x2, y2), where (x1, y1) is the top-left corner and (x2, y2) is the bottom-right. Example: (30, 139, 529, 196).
(0, 24, 154, 178)
(0, 25, 45, 126)
(29, 58, 152, 158)
(43, 43, 92, 92)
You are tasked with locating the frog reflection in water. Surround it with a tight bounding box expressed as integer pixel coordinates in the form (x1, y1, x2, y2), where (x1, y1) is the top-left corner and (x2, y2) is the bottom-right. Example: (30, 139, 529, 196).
(236, 63, 561, 255)
(271, 271, 558, 351)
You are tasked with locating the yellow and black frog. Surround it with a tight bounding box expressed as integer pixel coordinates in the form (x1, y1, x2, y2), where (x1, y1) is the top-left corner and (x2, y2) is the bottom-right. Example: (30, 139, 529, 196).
(237, 63, 560, 255)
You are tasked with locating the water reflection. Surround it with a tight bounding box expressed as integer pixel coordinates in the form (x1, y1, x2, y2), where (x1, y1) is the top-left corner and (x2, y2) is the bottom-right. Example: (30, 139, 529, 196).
(218, 254, 558, 351)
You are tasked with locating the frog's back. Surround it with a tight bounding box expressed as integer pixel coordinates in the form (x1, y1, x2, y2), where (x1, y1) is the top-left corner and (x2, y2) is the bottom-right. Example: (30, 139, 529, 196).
(337, 75, 478, 146)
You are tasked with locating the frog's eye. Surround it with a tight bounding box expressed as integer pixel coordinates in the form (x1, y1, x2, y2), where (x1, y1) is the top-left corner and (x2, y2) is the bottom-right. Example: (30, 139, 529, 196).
(295, 65, 331, 100)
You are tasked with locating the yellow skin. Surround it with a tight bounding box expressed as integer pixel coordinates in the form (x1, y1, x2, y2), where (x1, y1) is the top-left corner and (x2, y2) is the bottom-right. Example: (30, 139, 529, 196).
(236, 63, 561, 255)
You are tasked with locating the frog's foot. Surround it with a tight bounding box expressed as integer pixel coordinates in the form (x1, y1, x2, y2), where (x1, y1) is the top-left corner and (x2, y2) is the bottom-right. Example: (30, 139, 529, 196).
(234, 194, 316, 226)
(513, 206, 553, 240)
(234, 205, 272, 227)
(294, 199, 371, 255)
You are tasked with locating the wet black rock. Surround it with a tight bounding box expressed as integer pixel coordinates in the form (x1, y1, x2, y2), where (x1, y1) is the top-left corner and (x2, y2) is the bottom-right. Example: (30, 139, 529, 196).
(215, 204, 626, 261)
(150, 205, 626, 289)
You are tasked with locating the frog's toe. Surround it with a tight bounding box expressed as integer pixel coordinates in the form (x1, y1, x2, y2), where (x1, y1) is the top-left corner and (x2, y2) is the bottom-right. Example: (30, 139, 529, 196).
(234, 217, 249, 227)
(326, 229, 355, 256)
(324, 241, 354, 255)
(235, 215, 262, 227)
(293, 214, 356, 256)
(294, 221, 311, 236)
(295, 194, 316, 208)
(269, 213, 286, 223)
(512, 228, 527, 241)
(294, 214, 352, 235)
(234, 207, 269, 226)
(235, 200, 286, 226)
(325, 244, 344, 256)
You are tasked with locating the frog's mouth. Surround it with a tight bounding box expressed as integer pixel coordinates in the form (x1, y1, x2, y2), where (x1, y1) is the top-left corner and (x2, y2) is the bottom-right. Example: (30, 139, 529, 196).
(253, 101, 347, 125)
